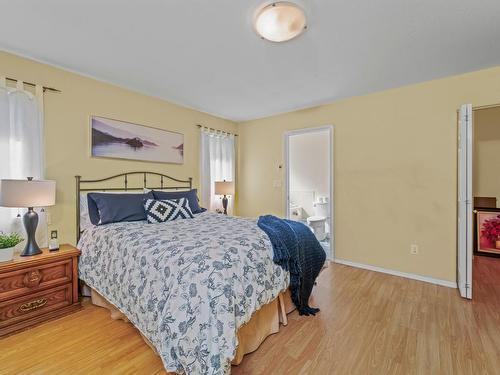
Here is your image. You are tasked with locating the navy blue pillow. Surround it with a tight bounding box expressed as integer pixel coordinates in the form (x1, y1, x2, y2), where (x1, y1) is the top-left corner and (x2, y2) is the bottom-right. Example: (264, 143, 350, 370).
(152, 189, 203, 214)
(87, 192, 154, 225)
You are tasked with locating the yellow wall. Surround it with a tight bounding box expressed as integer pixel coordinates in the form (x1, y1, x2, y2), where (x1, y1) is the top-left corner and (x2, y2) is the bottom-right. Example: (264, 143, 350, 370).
(0, 51, 237, 245)
(238, 66, 500, 283)
(473, 106, 500, 205)
(3, 48, 500, 283)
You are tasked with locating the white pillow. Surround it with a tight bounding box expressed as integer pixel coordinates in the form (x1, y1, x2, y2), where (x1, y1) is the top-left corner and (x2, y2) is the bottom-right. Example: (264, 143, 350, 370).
(79, 193, 93, 231)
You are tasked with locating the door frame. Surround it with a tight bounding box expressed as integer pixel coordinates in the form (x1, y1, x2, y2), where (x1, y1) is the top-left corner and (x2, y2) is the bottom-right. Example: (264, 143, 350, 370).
(283, 125, 335, 259)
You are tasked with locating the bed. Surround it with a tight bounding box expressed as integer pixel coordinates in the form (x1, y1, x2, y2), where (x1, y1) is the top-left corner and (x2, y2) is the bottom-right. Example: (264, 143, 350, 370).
(75, 172, 294, 375)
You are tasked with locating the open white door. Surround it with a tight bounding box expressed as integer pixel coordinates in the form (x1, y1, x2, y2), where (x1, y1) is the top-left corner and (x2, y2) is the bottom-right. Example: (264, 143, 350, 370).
(457, 104, 473, 299)
(284, 125, 335, 260)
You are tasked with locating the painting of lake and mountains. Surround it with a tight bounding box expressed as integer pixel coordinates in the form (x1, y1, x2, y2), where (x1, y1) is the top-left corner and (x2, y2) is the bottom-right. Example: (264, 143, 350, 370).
(91, 116, 184, 164)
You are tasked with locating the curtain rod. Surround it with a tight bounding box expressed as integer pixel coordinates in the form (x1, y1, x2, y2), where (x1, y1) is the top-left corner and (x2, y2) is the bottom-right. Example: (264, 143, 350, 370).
(5, 77, 61, 93)
(197, 124, 238, 137)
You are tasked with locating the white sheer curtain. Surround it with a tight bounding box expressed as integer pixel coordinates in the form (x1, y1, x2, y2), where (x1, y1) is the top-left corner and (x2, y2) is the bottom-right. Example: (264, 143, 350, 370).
(200, 128, 235, 213)
(0, 78, 47, 246)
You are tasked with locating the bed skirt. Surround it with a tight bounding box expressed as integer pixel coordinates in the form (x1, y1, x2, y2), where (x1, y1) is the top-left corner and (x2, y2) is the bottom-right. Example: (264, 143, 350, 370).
(88, 287, 295, 371)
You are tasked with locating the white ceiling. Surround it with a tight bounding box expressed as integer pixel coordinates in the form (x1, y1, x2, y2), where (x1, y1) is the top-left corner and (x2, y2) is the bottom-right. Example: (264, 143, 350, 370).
(1, 0, 499, 121)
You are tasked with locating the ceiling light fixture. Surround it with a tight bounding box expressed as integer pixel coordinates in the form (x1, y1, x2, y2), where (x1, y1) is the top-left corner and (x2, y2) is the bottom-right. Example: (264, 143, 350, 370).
(254, 2, 307, 43)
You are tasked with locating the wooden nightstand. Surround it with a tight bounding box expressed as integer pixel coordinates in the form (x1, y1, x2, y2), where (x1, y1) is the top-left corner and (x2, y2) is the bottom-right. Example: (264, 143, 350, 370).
(0, 244, 81, 337)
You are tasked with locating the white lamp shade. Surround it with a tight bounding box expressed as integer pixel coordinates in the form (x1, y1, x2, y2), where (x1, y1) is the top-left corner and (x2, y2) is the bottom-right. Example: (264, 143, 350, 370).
(0, 179, 56, 208)
(215, 181, 235, 196)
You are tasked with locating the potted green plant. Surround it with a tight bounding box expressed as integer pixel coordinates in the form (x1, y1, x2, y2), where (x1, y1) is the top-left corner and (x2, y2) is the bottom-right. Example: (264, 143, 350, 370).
(0, 232, 23, 262)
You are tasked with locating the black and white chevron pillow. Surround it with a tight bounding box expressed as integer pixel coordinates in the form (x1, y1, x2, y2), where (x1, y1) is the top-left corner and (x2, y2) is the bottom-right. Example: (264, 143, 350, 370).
(144, 198, 194, 223)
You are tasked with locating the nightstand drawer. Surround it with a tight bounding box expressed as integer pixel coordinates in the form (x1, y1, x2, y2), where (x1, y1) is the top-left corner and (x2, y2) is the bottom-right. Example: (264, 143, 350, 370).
(0, 259, 72, 302)
(0, 283, 72, 327)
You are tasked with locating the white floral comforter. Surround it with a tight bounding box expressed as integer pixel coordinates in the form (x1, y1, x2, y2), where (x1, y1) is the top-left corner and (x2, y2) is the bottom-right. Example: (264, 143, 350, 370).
(78, 212, 289, 374)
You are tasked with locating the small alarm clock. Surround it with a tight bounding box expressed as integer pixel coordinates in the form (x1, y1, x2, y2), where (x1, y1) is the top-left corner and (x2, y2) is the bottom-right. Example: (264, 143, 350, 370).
(49, 230, 59, 251)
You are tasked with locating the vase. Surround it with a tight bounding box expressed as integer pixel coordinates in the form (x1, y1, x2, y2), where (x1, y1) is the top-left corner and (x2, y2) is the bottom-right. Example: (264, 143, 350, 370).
(0, 246, 15, 262)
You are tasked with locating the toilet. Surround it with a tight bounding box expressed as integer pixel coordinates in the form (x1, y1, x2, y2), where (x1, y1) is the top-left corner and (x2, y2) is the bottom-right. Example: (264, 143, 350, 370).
(307, 198, 329, 241)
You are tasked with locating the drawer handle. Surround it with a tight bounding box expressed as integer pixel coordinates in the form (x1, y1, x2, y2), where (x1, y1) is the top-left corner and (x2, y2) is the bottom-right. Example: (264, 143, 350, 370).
(23, 270, 41, 288)
(19, 298, 47, 312)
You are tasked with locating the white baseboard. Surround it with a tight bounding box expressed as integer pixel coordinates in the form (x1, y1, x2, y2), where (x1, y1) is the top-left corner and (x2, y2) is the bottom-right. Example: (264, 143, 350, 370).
(333, 258, 457, 289)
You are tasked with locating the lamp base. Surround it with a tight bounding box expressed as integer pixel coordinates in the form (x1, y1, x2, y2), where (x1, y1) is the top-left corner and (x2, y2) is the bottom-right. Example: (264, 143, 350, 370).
(222, 195, 228, 215)
(20, 208, 42, 257)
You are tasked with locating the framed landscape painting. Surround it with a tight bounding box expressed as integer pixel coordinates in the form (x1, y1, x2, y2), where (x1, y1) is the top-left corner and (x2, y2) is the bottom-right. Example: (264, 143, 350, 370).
(90, 116, 183, 164)
(476, 210, 500, 256)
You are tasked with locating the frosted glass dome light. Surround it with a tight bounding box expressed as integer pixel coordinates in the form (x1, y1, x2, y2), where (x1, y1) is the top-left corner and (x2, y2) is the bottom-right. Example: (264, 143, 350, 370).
(255, 2, 307, 42)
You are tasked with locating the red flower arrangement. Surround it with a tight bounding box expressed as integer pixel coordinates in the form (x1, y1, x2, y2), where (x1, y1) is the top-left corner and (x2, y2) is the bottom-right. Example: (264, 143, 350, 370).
(480, 215, 500, 243)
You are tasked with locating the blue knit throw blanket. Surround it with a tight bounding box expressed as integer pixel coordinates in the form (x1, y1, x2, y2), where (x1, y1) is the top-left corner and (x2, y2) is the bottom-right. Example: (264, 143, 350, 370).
(257, 215, 326, 316)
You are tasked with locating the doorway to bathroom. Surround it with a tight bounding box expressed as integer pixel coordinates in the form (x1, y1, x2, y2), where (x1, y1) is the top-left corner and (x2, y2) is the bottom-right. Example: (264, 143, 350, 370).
(284, 125, 334, 259)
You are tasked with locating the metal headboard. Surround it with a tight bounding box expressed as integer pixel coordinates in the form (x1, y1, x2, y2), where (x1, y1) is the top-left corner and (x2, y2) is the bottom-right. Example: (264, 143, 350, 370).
(75, 171, 193, 243)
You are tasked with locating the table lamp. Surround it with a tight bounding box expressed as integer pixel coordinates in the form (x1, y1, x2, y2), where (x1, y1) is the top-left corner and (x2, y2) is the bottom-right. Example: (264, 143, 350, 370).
(0, 178, 56, 256)
(214, 180, 234, 215)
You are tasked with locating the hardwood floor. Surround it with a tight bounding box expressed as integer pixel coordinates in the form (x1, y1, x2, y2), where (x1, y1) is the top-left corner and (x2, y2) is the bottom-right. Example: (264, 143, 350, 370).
(1, 259, 499, 374)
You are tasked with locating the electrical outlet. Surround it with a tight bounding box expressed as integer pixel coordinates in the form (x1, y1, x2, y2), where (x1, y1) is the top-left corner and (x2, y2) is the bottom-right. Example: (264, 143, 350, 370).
(410, 244, 419, 255)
